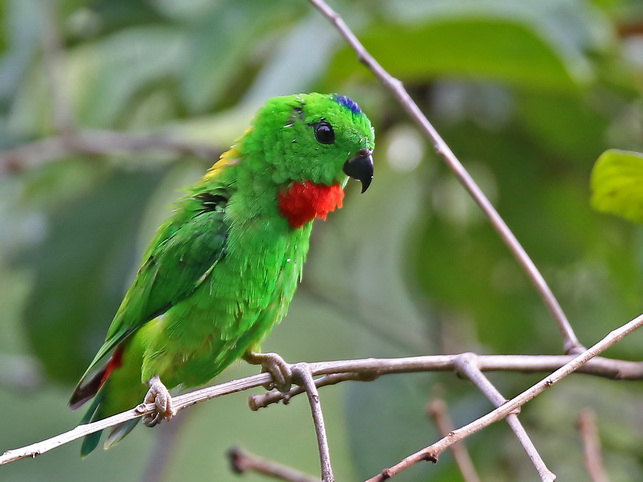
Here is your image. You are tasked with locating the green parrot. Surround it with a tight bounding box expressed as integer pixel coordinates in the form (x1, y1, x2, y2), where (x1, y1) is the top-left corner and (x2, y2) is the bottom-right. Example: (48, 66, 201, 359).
(69, 93, 375, 456)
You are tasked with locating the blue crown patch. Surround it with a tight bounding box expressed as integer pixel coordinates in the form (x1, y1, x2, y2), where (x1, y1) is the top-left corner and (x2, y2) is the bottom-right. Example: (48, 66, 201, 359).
(333, 94, 362, 114)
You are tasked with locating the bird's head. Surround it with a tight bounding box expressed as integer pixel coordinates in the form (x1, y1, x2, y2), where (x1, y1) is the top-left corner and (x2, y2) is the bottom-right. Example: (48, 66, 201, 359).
(255, 93, 374, 191)
(249, 93, 375, 227)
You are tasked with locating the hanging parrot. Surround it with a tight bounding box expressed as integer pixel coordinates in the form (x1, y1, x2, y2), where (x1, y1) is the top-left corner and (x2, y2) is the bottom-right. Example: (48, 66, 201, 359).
(69, 93, 375, 456)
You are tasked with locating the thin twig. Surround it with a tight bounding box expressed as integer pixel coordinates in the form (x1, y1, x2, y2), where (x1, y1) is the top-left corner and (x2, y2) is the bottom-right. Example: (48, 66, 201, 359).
(577, 409, 610, 482)
(306, 0, 583, 354)
(249, 372, 374, 411)
(365, 312, 643, 482)
(39, 0, 75, 133)
(428, 395, 481, 482)
(454, 354, 555, 481)
(251, 352, 643, 410)
(229, 446, 320, 482)
(2, 349, 643, 465)
(0, 130, 221, 175)
(292, 364, 334, 482)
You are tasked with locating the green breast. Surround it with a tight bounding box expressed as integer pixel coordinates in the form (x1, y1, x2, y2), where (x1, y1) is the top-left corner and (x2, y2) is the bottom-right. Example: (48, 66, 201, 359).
(141, 216, 312, 388)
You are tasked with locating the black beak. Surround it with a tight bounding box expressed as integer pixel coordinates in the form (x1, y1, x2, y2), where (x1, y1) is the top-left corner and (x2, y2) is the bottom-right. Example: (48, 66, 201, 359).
(343, 148, 373, 193)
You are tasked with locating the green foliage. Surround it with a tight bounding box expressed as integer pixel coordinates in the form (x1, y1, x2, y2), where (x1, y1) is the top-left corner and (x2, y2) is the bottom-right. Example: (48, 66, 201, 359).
(591, 149, 643, 223)
(330, 17, 584, 90)
(21, 167, 165, 383)
(1, 0, 643, 480)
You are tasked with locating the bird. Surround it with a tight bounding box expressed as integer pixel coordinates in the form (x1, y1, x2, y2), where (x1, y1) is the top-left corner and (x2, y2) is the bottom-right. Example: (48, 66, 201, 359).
(68, 92, 375, 456)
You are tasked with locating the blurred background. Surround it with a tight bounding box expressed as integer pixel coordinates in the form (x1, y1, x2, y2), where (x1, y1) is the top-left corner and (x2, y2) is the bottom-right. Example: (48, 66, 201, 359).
(1, 0, 643, 480)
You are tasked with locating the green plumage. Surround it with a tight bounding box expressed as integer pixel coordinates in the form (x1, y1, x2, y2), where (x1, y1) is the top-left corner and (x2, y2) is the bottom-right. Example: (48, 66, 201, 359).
(70, 93, 375, 455)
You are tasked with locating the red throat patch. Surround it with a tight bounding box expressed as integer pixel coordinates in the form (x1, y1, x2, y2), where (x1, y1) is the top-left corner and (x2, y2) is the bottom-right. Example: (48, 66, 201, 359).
(278, 182, 345, 228)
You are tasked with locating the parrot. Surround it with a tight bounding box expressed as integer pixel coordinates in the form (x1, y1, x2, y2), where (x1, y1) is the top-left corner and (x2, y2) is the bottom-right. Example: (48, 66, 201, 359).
(69, 92, 375, 456)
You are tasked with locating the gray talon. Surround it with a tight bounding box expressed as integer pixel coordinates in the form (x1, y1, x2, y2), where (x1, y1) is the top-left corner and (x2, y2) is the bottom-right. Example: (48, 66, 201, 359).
(142, 376, 175, 427)
(244, 352, 293, 392)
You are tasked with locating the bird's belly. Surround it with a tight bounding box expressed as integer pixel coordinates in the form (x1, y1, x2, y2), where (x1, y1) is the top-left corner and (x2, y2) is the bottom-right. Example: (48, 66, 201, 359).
(140, 237, 306, 388)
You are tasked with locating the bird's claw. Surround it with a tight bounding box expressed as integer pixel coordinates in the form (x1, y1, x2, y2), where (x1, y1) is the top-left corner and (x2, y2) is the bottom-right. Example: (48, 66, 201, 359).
(244, 352, 292, 392)
(141, 376, 175, 427)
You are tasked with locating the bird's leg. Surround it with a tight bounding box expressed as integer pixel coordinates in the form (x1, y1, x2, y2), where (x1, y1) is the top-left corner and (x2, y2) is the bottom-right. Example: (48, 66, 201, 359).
(140, 375, 176, 427)
(243, 351, 292, 392)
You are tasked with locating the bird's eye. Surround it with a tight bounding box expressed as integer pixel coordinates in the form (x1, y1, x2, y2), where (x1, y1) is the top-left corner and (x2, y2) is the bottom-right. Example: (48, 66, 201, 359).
(313, 121, 335, 145)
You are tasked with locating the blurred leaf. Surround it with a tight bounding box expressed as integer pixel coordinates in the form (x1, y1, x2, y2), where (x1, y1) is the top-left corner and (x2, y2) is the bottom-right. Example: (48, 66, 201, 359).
(59, 0, 95, 17)
(591, 149, 643, 223)
(241, 14, 338, 104)
(0, 0, 42, 112)
(21, 167, 165, 382)
(74, 25, 186, 128)
(328, 15, 588, 91)
(89, 0, 164, 34)
(346, 374, 438, 481)
(10, 25, 187, 134)
(518, 91, 610, 163)
(0, 1, 6, 53)
(179, 0, 298, 112)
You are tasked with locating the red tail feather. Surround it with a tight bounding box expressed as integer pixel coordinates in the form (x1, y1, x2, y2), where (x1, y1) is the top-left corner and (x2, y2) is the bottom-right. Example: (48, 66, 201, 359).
(99, 346, 123, 389)
(69, 346, 124, 409)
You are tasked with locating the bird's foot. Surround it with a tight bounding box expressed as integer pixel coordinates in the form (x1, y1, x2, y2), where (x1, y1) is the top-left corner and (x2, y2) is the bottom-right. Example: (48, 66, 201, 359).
(140, 376, 176, 427)
(243, 352, 292, 392)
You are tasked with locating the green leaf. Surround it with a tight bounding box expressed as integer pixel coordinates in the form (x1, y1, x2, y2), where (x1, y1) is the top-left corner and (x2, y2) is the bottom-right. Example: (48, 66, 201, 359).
(591, 149, 643, 223)
(21, 167, 165, 383)
(74, 26, 186, 128)
(327, 15, 589, 91)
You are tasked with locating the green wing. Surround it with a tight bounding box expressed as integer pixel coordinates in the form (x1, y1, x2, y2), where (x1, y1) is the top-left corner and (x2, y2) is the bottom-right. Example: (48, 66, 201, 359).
(77, 192, 230, 384)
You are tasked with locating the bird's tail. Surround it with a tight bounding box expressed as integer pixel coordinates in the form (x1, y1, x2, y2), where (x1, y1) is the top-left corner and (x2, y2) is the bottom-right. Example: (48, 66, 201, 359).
(70, 345, 142, 456)
(77, 382, 141, 457)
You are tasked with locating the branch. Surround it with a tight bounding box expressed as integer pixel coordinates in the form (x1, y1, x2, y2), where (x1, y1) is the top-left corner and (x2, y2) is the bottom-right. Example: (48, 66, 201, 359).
(252, 351, 643, 410)
(307, 0, 582, 354)
(292, 364, 334, 482)
(0, 373, 270, 465)
(427, 394, 480, 482)
(0, 130, 221, 175)
(249, 372, 374, 411)
(454, 354, 555, 481)
(3, 349, 643, 465)
(365, 312, 643, 481)
(577, 409, 610, 482)
(229, 446, 320, 482)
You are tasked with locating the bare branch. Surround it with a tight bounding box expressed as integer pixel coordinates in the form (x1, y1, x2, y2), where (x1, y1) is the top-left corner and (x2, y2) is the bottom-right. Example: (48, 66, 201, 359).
(292, 364, 334, 482)
(2, 346, 643, 466)
(306, 0, 583, 354)
(427, 394, 481, 482)
(0, 130, 221, 175)
(454, 354, 555, 481)
(0, 373, 270, 465)
(228, 446, 320, 482)
(577, 409, 610, 482)
(252, 352, 643, 410)
(365, 312, 643, 481)
(249, 372, 375, 411)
